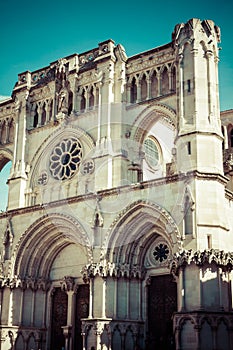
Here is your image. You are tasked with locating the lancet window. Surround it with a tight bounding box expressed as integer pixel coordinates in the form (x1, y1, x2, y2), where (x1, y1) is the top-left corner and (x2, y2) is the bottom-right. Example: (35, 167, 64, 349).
(77, 84, 98, 113)
(130, 77, 137, 103)
(128, 64, 176, 104)
(0, 118, 15, 144)
(230, 128, 233, 148)
(31, 98, 54, 129)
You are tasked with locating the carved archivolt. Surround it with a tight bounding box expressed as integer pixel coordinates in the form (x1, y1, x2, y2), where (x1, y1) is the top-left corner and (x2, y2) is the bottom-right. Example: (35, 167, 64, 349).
(101, 200, 182, 265)
(131, 103, 176, 145)
(12, 213, 92, 280)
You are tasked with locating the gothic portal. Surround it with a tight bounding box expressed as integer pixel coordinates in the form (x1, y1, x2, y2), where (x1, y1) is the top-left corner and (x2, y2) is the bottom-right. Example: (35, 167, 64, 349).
(0, 18, 233, 350)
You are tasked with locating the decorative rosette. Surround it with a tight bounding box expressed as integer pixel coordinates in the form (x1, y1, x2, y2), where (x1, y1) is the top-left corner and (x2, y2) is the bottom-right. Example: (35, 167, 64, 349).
(49, 138, 82, 180)
(153, 243, 169, 262)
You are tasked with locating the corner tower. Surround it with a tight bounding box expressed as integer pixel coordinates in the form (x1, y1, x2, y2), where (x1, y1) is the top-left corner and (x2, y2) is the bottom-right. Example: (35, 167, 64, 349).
(174, 18, 222, 174)
(173, 19, 228, 249)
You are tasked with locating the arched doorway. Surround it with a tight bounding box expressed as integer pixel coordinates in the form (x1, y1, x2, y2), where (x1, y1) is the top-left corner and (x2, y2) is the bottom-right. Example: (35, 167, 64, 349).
(12, 213, 92, 350)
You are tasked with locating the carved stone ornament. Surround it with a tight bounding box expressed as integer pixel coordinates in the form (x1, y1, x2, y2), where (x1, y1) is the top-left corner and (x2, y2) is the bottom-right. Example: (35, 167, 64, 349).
(37, 171, 48, 185)
(61, 276, 75, 291)
(82, 261, 145, 281)
(80, 159, 95, 175)
(170, 249, 233, 276)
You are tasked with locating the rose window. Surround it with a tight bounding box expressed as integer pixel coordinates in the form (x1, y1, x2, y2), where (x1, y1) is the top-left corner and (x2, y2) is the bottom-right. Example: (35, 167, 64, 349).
(49, 138, 82, 180)
(153, 243, 169, 262)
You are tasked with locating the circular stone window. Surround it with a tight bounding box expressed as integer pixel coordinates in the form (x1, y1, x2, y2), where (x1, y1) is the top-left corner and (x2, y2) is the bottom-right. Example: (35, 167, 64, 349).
(49, 138, 82, 180)
(153, 243, 169, 262)
(143, 136, 160, 169)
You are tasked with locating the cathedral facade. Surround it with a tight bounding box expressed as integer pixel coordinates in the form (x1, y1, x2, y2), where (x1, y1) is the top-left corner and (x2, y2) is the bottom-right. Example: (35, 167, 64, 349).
(0, 18, 233, 350)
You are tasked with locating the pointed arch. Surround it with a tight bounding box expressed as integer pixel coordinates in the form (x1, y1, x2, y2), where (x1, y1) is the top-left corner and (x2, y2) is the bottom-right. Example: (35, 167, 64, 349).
(102, 200, 182, 266)
(12, 213, 92, 280)
(130, 76, 137, 103)
(131, 103, 177, 145)
(41, 102, 46, 125)
(150, 70, 158, 98)
(88, 86, 95, 109)
(161, 65, 169, 95)
(140, 73, 147, 101)
(80, 88, 86, 111)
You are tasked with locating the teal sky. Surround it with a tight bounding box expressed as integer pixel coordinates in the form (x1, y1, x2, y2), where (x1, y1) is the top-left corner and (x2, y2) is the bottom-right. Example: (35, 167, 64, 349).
(0, 0, 233, 210)
(0, 0, 232, 110)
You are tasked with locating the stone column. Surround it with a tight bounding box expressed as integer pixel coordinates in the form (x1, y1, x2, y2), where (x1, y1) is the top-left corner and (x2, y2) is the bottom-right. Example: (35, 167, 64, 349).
(102, 277, 106, 319)
(89, 277, 93, 319)
(30, 288, 35, 326)
(113, 277, 117, 319)
(194, 325, 201, 350)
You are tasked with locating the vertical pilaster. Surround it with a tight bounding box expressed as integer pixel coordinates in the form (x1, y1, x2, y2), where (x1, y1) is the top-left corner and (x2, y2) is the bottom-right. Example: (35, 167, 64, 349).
(102, 277, 106, 319)
(30, 289, 35, 326)
(89, 278, 93, 319)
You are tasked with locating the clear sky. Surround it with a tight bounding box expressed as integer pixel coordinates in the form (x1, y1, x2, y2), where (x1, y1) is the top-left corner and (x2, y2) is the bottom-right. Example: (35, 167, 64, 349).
(0, 0, 233, 210)
(0, 0, 232, 110)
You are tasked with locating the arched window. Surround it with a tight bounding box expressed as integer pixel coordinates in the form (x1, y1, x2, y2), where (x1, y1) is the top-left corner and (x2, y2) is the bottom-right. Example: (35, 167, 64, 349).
(33, 105, 38, 128)
(41, 102, 46, 125)
(172, 66, 176, 92)
(161, 66, 169, 95)
(49, 100, 53, 120)
(143, 136, 160, 169)
(89, 86, 94, 109)
(3, 228, 12, 260)
(141, 74, 147, 101)
(80, 89, 86, 111)
(68, 91, 73, 115)
(151, 71, 158, 98)
(130, 77, 137, 104)
(230, 128, 233, 148)
(161, 67, 169, 95)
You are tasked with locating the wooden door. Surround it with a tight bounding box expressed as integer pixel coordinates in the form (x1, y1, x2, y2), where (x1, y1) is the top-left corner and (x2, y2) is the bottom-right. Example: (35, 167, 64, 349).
(74, 284, 89, 349)
(50, 288, 68, 350)
(147, 275, 177, 350)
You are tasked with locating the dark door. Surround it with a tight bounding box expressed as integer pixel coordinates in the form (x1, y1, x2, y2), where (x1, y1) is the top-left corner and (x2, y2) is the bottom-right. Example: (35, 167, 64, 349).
(147, 275, 177, 350)
(74, 284, 89, 349)
(51, 288, 68, 350)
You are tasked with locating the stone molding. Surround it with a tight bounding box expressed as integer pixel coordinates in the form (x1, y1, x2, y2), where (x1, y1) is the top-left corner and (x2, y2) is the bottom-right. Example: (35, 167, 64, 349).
(171, 249, 233, 275)
(82, 261, 146, 281)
